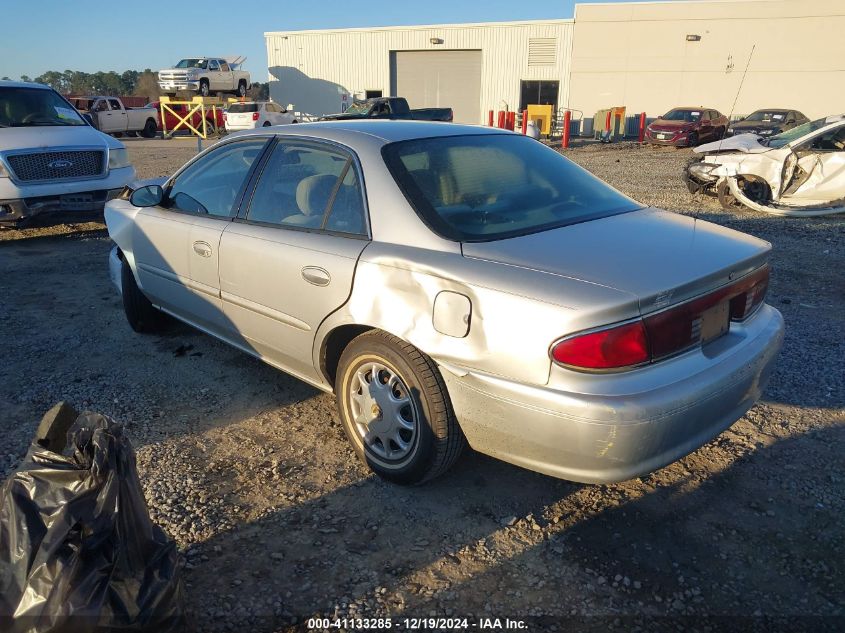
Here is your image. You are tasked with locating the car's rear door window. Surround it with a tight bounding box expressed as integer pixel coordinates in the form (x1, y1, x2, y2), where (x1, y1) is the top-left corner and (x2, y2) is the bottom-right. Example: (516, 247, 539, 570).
(245, 140, 368, 236)
(382, 134, 640, 242)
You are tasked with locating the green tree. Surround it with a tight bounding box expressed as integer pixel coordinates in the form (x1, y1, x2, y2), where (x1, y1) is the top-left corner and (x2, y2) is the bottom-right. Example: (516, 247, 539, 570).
(133, 70, 159, 99)
(34, 70, 65, 91)
(20, 75, 32, 82)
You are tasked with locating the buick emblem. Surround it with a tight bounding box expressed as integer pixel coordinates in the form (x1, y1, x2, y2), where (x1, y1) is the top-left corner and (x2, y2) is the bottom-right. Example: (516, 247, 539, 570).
(48, 159, 73, 169)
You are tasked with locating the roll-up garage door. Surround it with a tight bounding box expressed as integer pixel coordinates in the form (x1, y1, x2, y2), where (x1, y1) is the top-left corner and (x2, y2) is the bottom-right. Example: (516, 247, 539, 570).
(391, 50, 482, 124)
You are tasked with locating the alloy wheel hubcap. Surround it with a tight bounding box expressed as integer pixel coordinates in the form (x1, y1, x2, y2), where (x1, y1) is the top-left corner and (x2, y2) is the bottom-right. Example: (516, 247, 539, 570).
(349, 361, 417, 461)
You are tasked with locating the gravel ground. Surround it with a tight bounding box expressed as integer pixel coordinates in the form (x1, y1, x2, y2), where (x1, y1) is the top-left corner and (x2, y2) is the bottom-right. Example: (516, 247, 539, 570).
(0, 138, 842, 632)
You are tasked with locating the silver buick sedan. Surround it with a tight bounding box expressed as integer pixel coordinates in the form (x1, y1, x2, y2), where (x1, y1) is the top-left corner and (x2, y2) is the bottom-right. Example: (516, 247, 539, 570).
(105, 121, 784, 485)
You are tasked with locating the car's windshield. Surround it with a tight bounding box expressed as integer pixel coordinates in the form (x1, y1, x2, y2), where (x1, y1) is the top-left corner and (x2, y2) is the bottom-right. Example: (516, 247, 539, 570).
(766, 117, 834, 148)
(662, 109, 701, 122)
(227, 103, 259, 113)
(0, 87, 87, 128)
(382, 134, 641, 242)
(175, 59, 207, 69)
(343, 101, 372, 116)
(745, 111, 787, 122)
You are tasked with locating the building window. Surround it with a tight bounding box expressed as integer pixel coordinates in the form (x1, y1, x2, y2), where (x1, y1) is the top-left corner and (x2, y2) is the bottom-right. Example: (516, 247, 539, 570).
(519, 80, 559, 112)
(365, 90, 383, 99)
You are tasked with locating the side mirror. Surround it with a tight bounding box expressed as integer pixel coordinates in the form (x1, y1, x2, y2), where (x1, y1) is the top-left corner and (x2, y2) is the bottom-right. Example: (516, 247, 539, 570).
(130, 184, 164, 208)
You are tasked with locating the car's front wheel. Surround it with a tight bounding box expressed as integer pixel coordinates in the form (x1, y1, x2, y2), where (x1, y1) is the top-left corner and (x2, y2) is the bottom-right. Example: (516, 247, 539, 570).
(336, 330, 465, 484)
(121, 258, 164, 333)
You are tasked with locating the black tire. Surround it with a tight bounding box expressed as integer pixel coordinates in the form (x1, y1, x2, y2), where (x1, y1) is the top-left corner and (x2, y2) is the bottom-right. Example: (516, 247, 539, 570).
(121, 257, 163, 333)
(203, 118, 217, 134)
(687, 132, 699, 147)
(140, 118, 157, 138)
(199, 79, 210, 97)
(291, 120, 298, 124)
(262, 121, 271, 127)
(237, 80, 247, 97)
(716, 179, 740, 210)
(336, 330, 465, 485)
(715, 126, 726, 140)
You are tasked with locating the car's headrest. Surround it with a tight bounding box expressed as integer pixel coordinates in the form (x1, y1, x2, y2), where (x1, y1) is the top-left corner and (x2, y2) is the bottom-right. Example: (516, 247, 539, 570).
(296, 174, 337, 216)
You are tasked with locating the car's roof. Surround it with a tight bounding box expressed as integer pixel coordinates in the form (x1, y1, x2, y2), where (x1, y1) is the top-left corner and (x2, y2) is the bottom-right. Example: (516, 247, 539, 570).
(254, 120, 512, 143)
(0, 80, 51, 90)
(749, 108, 791, 113)
(670, 106, 716, 110)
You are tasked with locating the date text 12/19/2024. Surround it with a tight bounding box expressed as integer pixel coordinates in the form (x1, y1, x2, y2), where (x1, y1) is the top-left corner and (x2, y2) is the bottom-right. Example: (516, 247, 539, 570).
(307, 617, 528, 630)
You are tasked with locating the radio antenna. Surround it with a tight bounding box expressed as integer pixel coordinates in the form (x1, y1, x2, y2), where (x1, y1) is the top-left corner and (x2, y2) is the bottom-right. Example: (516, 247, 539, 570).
(718, 44, 756, 152)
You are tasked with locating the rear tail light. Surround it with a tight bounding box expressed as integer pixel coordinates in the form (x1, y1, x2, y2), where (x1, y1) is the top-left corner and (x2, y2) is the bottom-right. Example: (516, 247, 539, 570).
(552, 321, 649, 370)
(252, 112, 260, 121)
(552, 265, 770, 372)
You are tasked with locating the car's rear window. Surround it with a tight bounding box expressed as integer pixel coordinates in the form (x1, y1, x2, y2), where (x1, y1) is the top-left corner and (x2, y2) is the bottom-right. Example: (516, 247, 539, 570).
(228, 103, 259, 113)
(381, 134, 641, 242)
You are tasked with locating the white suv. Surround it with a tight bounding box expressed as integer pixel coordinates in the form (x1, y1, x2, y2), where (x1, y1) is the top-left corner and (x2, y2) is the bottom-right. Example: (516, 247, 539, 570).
(0, 81, 135, 227)
(224, 102, 297, 132)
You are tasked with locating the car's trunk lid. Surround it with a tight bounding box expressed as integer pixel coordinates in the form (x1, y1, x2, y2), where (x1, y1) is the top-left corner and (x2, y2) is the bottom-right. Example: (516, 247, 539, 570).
(461, 208, 771, 315)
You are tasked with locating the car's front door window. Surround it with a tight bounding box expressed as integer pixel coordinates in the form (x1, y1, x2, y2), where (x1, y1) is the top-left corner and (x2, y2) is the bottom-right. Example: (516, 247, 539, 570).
(167, 139, 268, 217)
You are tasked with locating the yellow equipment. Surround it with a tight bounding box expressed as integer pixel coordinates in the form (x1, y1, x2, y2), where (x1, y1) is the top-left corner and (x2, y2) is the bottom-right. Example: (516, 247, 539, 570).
(526, 104, 554, 136)
(159, 95, 237, 139)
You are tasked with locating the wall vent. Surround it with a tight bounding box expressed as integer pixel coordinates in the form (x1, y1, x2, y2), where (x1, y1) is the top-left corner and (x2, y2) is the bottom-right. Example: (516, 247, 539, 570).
(528, 38, 557, 66)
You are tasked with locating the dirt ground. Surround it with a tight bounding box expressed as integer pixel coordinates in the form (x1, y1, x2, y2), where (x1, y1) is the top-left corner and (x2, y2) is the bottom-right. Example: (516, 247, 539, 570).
(0, 138, 842, 632)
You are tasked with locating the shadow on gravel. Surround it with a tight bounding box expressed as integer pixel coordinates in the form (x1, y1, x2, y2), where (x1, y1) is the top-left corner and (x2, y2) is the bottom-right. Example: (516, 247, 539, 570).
(183, 424, 844, 631)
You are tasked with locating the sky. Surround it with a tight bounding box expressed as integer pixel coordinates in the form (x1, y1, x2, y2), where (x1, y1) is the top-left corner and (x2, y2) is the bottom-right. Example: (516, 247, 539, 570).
(0, 0, 652, 81)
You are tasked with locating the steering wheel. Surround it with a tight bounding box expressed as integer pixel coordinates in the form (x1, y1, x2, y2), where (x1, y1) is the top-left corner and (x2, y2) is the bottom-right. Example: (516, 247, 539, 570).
(21, 112, 55, 124)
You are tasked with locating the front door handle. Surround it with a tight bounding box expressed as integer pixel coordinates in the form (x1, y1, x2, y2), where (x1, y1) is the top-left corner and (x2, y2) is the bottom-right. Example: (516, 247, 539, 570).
(301, 266, 330, 286)
(193, 241, 212, 258)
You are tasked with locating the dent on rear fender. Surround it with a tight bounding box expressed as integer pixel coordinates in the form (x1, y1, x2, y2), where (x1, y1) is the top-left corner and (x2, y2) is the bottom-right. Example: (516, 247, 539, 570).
(314, 250, 635, 387)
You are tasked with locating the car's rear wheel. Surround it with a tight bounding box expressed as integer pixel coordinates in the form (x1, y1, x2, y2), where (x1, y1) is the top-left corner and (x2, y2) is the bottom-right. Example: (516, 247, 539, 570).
(336, 330, 465, 484)
(262, 121, 271, 127)
(121, 258, 164, 333)
(140, 118, 157, 138)
(237, 80, 247, 97)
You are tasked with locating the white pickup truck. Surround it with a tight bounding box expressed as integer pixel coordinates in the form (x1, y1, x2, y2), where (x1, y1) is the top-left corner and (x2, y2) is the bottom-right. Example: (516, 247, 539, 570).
(158, 56, 251, 98)
(0, 81, 135, 227)
(69, 96, 159, 138)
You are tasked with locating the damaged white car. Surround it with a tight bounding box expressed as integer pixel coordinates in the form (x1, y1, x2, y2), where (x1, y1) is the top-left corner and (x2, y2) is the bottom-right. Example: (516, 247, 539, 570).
(686, 114, 845, 217)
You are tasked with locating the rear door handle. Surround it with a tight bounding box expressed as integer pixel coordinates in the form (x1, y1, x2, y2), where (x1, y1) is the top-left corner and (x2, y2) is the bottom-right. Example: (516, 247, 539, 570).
(301, 266, 330, 286)
(193, 241, 212, 258)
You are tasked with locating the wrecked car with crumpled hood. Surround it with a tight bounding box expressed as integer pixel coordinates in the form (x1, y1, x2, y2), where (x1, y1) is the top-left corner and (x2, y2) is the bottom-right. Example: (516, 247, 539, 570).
(686, 114, 845, 217)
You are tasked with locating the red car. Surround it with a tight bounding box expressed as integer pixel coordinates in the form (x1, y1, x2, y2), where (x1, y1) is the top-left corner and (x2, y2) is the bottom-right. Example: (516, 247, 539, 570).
(147, 101, 225, 134)
(645, 107, 728, 147)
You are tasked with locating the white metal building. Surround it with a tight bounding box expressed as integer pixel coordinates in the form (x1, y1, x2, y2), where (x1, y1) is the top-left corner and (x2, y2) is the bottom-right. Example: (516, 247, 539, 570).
(264, 20, 573, 123)
(264, 0, 844, 125)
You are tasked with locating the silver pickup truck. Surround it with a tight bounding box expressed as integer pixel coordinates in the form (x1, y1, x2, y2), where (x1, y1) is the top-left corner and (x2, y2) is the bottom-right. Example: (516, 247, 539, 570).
(69, 96, 159, 138)
(158, 56, 251, 98)
(0, 81, 135, 227)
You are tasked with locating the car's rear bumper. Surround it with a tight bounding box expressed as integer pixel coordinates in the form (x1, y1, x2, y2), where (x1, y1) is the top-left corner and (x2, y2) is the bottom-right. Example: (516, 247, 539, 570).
(224, 122, 258, 131)
(439, 304, 784, 483)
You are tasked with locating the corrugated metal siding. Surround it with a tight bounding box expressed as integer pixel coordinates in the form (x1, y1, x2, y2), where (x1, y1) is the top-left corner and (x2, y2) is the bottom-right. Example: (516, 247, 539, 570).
(265, 20, 573, 123)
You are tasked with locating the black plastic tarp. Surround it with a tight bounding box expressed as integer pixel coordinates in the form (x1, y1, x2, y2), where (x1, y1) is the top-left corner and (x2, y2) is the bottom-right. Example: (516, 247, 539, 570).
(0, 405, 186, 632)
